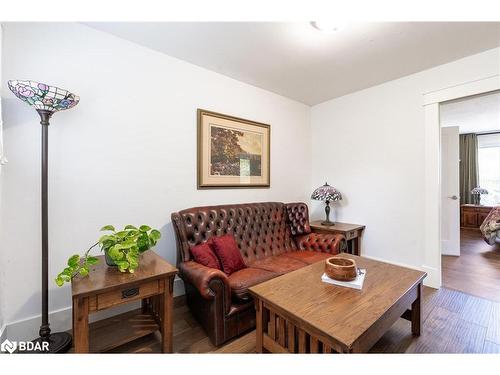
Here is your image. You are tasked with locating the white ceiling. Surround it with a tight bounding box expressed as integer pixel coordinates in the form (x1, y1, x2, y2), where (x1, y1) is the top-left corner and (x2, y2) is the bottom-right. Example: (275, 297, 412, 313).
(86, 22, 500, 105)
(441, 91, 500, 134)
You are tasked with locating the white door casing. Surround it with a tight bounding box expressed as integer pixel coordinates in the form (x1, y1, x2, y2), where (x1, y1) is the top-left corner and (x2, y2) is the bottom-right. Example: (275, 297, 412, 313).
(440, 126, 460, 256)
(423, 74, 500, 288)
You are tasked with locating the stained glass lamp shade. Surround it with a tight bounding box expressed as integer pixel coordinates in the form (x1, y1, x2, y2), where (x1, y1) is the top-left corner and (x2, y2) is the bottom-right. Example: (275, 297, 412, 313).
(311, 182, 342, 226)
(471, 186, 489, 205)
(8, 80, 79, 353)
(8, 80, 79, 113)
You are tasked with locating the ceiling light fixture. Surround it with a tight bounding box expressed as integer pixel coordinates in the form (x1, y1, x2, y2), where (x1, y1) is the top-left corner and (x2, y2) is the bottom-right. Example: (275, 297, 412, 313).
(310, 21, 347, 32)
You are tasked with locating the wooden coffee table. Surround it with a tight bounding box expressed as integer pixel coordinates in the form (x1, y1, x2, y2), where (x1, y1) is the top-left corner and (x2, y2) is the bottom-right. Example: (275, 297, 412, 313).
(248, 254, 426, 353)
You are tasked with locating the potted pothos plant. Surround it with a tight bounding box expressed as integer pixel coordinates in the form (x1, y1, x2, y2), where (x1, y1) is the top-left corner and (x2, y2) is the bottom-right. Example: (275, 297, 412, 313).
(55, 224, 161, 286)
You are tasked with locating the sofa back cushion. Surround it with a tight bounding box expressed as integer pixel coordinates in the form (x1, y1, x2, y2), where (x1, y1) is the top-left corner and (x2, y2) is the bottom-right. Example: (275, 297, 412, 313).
(172, 202, 297, 264)
(285, 202, 312, 235)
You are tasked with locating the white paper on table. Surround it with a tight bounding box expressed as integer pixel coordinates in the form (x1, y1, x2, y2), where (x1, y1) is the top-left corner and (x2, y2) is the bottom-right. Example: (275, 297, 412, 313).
(321, 269, 366, 290)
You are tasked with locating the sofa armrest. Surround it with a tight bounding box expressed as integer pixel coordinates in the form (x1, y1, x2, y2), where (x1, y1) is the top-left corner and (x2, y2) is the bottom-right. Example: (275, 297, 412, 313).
(294, 232, 346, 254)
(179, 261, 231, 302)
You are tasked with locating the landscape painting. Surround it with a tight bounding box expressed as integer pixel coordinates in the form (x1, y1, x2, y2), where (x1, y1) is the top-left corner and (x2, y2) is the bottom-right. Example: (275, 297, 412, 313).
(210, 125, 262, 177)
(198, 109, 270, 188)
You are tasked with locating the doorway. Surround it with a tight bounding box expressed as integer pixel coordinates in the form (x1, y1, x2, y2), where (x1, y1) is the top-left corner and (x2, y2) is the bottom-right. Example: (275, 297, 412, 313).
(422, 75, 500, 289)
(439, 91, 500, 301)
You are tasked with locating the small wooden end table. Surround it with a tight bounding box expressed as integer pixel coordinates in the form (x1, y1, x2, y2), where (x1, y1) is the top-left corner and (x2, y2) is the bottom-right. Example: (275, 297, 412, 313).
(71, 250, 178, 353)
(310, 221, 365, 256)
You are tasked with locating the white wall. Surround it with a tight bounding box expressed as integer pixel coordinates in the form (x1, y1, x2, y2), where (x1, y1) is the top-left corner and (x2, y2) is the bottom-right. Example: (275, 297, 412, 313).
(0, 23, 311, 338)
(311, 47, 500, 274)
(0, 23, 5, 339)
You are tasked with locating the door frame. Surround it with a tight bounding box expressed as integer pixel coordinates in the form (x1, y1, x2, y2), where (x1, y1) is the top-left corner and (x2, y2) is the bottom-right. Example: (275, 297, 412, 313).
(422, 74, 500, 288)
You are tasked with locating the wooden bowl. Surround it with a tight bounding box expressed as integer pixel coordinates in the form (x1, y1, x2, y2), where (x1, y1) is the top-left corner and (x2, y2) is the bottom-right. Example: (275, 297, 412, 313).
(325, 257, 357, 281)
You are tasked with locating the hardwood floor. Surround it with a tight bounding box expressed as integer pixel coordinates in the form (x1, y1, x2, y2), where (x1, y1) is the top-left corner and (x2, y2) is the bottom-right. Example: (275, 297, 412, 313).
(104, 286, 500, 354)
(442, 228, 500, 302)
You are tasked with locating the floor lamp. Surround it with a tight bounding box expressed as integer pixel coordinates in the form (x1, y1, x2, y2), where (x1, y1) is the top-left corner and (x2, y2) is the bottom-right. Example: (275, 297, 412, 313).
(8, 80, 79, 353)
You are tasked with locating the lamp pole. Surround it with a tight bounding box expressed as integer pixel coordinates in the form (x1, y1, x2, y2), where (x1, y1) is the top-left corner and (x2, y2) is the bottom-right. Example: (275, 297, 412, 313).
(323, 200, 332, 225)
(31, 109, 73, 353)
(37, 110, 52, 341)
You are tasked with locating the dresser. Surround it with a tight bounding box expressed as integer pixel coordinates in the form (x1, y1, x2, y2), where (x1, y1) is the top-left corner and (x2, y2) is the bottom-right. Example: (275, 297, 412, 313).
(460, 204, 494, 229)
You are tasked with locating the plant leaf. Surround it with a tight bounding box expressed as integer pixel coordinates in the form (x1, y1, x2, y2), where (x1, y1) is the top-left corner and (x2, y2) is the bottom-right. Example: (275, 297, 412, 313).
(108, 245, 122, 260)
(139, 225, 151, 232)
(100, 225, 115, 232)
(128, 258, 139, 270)
(55, 276, 64, 287)
(137, 232, 150, 252)
(101, 240, 115, 251)
(150, 229, 161, 241)
(99, 234, 115, 244)
(86, 256, 99, 265)
(62, 267, 74, 277)
(126, 251, 138, 263)
(79, 267, 89, 277)
(124, 225, 137, 230)
(120, 240, 136, 249)
(115, 260, 129, 272)
(67, 254, 80, 267)
(116, 230, 129, 238)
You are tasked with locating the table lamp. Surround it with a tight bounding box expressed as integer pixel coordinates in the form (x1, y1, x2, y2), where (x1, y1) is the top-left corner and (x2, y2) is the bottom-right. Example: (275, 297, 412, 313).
(311, 182, 342, 226)
(471, 186, 488, 205)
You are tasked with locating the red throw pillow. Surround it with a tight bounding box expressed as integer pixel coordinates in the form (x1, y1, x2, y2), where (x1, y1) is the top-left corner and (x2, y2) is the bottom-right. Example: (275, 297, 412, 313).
(191, 239, 221, 270)
(211, 234, 247, 275)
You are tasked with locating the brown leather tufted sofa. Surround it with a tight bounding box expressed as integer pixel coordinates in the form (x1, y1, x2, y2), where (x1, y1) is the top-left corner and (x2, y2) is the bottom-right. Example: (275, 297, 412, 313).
(171, 202, 345, 346)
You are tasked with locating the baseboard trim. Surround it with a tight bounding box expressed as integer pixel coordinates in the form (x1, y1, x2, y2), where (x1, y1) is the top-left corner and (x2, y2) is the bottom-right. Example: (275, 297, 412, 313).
(362, 254, 440, 289)
(421, 264, 441, 289)
(4, 277, 185, 342)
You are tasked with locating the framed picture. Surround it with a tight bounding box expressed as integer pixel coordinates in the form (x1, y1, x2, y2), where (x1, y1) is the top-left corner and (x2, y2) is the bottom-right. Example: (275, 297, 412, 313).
(197, 109, 270, 189)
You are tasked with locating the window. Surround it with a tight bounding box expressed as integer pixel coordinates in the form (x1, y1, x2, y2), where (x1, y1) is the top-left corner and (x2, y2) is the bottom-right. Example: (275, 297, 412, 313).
(478, 133, 500, 205)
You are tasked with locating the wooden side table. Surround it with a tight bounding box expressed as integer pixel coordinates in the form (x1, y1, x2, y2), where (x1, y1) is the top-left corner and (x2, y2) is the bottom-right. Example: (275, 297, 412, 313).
(310, 221, 365, 256)
(71, 250, 178, 353)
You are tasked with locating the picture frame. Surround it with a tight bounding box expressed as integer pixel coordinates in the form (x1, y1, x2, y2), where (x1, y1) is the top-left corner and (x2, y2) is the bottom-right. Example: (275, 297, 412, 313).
(197, 109, 270, 189)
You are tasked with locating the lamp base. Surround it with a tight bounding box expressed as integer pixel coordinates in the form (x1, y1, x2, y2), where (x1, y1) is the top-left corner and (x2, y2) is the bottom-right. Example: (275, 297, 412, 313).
(17, 332, 72, 353)
(321, 220, 335, 226)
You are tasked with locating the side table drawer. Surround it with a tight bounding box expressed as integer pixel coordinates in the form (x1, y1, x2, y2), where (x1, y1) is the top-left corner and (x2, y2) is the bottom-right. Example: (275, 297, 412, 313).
(94, 280, 160, 311)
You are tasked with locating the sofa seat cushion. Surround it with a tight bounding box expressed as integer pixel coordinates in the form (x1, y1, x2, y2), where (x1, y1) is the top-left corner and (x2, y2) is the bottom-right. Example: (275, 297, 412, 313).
(228, 268, 277, 301)
(249, 254, 307, 275)
(282, 250, 332, 265)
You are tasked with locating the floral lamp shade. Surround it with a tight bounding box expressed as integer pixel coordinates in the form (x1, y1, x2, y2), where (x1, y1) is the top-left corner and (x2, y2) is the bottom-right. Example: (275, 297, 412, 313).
(8, 80, 79, 113)
(311, 182, 343, 202)
(471, 187, 489, 195)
